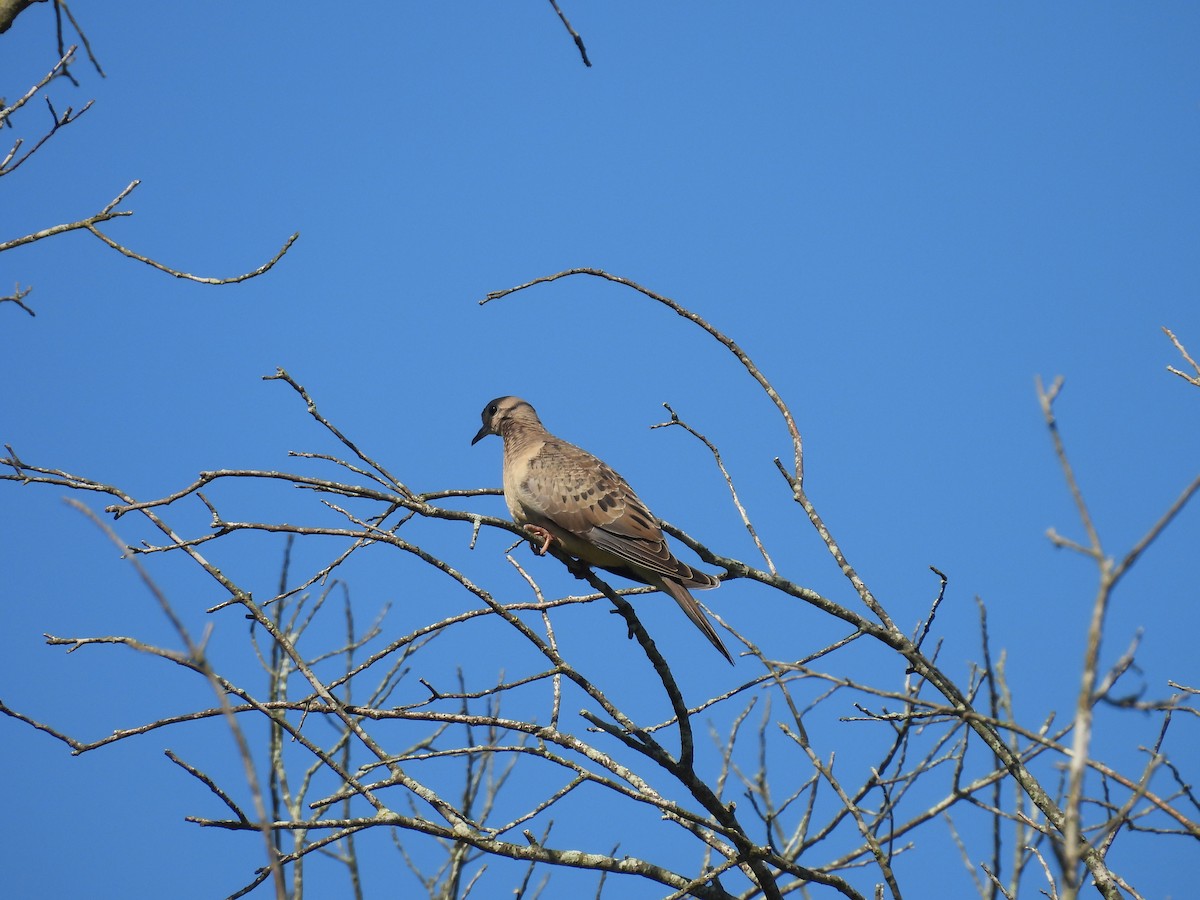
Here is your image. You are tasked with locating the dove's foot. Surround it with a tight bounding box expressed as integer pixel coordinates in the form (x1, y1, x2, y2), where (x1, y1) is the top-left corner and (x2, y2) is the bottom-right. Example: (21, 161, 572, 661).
(523, 524, 555, 556)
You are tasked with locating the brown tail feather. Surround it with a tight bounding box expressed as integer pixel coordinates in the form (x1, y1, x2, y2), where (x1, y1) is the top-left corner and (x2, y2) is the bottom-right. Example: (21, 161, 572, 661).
(658, 576, 733, 664)
(673, 560, 721, 590)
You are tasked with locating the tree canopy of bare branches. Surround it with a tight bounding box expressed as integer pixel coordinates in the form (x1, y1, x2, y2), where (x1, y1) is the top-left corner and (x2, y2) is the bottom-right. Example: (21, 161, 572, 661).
(3, 271, 1196, 900)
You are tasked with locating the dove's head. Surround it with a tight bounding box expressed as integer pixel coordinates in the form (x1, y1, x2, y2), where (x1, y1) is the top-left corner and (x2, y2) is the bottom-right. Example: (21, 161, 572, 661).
(472, 396, 543, 445)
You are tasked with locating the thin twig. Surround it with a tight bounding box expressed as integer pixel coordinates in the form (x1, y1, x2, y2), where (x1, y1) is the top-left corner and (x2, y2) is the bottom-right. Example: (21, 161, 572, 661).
(654, 402, 776, 574)
(1162, 327, 1200, 387)
(547, 0, 591, 66)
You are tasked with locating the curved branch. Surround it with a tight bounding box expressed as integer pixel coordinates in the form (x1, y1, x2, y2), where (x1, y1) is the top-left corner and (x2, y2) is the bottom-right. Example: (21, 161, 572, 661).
(481, 268, 805, 484)
(86, 219, 300, 285)
(1, 180, 299, 313)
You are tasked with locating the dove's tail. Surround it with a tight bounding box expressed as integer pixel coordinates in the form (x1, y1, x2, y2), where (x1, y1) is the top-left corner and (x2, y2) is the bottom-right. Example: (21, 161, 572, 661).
(658, 576, 734, 664)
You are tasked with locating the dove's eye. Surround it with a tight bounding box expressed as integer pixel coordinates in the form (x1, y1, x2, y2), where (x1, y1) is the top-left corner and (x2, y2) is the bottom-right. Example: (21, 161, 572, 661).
(487, 403, 499, 416)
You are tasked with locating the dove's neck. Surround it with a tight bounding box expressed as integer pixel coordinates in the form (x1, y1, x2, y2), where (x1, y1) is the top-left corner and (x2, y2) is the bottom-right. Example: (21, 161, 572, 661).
(501, 419, 549, 458)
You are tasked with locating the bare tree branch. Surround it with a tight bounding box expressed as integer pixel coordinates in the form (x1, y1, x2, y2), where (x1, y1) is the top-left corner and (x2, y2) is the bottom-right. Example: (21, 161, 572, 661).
(1, 179, 300, 297)
(0, 92, 92, 175)
(3, 40, 293, 314)
(547, 0, 591, 67)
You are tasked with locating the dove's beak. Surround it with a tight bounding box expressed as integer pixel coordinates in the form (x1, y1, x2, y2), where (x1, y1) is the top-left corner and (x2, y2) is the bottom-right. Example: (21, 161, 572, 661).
(471, 424, 491, 445)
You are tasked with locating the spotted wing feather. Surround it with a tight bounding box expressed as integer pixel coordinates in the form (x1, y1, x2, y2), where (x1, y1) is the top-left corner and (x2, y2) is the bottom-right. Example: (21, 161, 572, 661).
(519, 439, 717, 589)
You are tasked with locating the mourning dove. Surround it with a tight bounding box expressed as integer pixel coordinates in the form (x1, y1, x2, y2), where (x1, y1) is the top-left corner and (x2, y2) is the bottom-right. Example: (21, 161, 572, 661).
(472, 396, 731, 663)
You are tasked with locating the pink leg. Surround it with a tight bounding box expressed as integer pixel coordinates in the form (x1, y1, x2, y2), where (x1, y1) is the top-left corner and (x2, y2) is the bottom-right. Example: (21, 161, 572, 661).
(523, 524, 554, 556)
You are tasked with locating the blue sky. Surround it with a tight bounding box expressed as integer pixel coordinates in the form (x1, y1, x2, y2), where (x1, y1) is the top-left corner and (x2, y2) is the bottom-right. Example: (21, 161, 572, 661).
(3, 4, 1198, 898)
